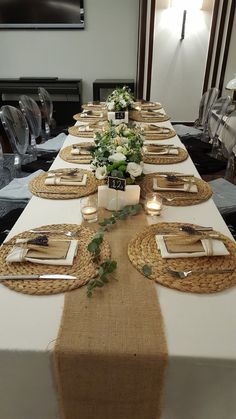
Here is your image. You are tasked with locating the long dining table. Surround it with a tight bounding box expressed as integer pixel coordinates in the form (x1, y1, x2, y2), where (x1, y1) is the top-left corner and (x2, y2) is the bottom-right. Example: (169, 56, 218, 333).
(0, 110, 236, 419)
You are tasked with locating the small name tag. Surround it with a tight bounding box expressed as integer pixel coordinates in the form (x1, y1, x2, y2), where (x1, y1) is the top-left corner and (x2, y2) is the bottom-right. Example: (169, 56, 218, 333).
(115, 111, 125, 119)
(108, 176, 126, 191)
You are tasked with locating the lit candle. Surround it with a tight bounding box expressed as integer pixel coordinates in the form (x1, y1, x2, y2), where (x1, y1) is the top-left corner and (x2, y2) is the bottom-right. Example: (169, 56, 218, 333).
(145, 193, 163, 216)
(81, 206, 98, 222)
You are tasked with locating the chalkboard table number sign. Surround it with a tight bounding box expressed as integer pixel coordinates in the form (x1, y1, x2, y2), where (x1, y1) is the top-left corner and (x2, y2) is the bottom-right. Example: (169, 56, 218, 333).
(115, 111, 125, 120)
(108, 176, 126, 191)
(108, 176, 126, 211)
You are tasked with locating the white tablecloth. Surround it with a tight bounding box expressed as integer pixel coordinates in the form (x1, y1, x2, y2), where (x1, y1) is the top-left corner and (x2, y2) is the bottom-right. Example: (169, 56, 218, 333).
(0, 116, 236, 419)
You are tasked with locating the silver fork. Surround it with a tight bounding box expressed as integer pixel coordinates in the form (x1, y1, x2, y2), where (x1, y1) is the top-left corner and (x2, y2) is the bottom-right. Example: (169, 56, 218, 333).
(166, 267, 234, 279)
(29, 229, 78, 238)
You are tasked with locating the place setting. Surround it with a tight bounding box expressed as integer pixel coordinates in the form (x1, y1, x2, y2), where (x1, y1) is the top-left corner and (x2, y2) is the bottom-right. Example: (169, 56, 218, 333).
(68, 121, 104, 138)
(129, 108, 170, 123)
(0, 223, 111, 295)
(59, 142, 93, 164)
(133, 100, 162, 111)
(128, 222, 236, 294)
(139, 172, 212, 206)
(141, 123, 176, 140)
(142, 143, 188, 164)
(81, 101, 107, 111)
(73, 109, 107, 123)
(28, 168, 98, 199)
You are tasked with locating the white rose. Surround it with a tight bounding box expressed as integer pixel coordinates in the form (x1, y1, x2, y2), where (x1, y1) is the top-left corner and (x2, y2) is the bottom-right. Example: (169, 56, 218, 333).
(109, 153, 127, 162)
(95, 165, 107, 180)
(116, 146, 125, 153)
(120, 99, 126, 108)
(107, 101, 115, 111)
(126, 162, 143, 179)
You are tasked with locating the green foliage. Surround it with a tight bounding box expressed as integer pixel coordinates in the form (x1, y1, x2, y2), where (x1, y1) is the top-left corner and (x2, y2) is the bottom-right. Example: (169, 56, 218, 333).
(142, 265, 152, 277)
(86, 204, 142, 297)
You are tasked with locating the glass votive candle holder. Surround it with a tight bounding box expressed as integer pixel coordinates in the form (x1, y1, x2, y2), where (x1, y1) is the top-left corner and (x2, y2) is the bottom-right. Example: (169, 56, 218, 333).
(144, 193, 163, 216)
(81, 196, 98, 223)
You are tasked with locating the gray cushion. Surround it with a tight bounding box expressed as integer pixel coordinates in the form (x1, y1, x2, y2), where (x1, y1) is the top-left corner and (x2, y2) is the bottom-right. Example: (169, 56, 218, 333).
(209, 178, 236, 214)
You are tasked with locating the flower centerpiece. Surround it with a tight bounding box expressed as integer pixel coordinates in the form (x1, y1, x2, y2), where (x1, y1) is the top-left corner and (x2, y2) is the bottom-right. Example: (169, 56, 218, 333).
(106, 86, 135, 124)
(91, 122, 144, 184)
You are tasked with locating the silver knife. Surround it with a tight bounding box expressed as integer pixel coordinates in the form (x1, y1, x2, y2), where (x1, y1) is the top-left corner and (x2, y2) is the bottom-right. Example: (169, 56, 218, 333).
(0, 274, 77, 281)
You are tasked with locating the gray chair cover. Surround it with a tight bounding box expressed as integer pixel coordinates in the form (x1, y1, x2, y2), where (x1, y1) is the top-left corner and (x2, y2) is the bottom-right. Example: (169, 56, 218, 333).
(174, 87, 219, 140)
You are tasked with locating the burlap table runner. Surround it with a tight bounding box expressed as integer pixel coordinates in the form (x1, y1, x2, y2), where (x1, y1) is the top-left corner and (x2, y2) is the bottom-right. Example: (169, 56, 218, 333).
(54, 212, 167, 419)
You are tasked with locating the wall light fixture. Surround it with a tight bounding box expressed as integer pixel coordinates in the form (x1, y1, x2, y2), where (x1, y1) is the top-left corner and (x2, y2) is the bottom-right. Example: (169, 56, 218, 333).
(171, 0, 203, 40)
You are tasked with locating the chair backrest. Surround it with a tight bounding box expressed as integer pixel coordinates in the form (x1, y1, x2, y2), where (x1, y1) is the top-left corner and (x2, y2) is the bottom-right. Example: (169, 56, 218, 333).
(220, 110, 236, 155)
(19, 95, 42, 139)
(208, 96, 232, 141)
(198, 87, 219, 127)
(38, 87, 53, 125)
(0, 106, 29, 155)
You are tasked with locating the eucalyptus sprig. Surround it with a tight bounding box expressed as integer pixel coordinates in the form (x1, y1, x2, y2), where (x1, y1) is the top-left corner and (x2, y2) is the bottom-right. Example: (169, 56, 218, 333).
(86, 204, 142, 297)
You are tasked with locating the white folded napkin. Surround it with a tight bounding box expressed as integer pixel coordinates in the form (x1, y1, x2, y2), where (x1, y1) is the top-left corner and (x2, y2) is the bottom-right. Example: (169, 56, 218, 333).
(80, 112, 103, 118)
(6, 239, 79, 266)
(71, 148, 91, 156)
(155, 235, 229, 258)
(153, 177, 198, 193)
(144, 147, 178, 156)
(45, 173, 87, 186)
(78, 126, 93, 132)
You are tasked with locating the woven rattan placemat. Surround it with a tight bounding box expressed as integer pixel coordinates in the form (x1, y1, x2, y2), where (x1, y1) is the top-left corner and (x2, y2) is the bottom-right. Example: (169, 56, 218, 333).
(128, 222, 236, 293)
(130, 110, 170, 123)
(73, 112, 107, 123)
(59, 146, 93, 164)
(143, 147, 188, 164)
(1, 223, 110, 295)
(139, 173, 212, 206)
(29, 169, 97, 199)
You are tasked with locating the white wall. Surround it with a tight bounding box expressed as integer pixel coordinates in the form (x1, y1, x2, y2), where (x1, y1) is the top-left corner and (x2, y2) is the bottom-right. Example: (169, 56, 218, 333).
(150, 1, 213, 122)
(0, 0, 139, 103)
(223, 10, 236, 94)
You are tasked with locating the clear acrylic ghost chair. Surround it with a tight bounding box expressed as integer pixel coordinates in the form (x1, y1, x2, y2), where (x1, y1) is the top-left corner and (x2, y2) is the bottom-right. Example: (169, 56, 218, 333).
(208, 96, 232, 158)
(174, 87, 219, 140)
(38, 87, 53, 140)
(19, 95, 42, 158)
(209, 110, 236, 214)
(0, 142, 4, 188)
(0, 105, 29, 178)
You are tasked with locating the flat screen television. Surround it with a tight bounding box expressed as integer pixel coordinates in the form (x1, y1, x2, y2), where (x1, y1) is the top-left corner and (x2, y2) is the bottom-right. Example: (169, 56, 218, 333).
(0, 0, 84, 29)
